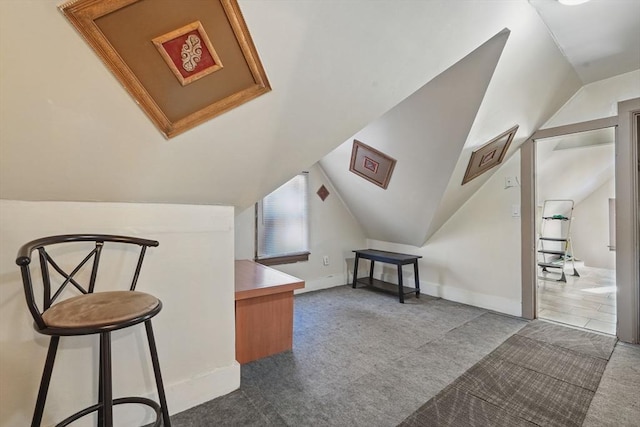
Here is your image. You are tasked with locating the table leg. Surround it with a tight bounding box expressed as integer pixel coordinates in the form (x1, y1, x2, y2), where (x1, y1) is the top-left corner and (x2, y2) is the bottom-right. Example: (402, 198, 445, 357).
(352, 255, 359, 288)
(414, 260, 420, 298)
(397, 265, 404, 303)
(369, 260, 375, 284)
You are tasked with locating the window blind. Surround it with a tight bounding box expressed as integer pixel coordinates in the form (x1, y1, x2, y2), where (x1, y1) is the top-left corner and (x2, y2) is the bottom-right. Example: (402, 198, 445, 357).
(256, 173, 309, 260)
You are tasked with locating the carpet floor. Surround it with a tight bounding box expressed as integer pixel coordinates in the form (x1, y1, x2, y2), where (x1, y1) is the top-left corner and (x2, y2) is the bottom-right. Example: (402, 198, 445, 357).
(398, 321, 616, 426)
(169, 285, 638, 426)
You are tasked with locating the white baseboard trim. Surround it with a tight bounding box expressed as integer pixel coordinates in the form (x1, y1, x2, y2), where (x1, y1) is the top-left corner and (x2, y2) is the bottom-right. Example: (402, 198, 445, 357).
(166, 361, 241, 415)
(421, 280, 521, 317)
(90, 362, 240, 426)
(300, 271, 521, 317)
(295, 273, 347, 294)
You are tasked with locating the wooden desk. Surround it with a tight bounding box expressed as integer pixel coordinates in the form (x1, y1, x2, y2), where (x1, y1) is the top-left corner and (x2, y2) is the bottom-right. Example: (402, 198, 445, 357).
(234, 260, 305, 364)
(352, 249, 421, 303)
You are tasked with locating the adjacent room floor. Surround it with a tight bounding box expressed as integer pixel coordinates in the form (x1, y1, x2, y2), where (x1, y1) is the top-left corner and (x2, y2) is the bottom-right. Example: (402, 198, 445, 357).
(170, 285, 639, 426)
(538, 264, 616, 335)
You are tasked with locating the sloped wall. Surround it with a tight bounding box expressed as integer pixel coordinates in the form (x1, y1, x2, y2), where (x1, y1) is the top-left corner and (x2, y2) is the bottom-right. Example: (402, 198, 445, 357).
(319, 1, 582, 248)
(320, 30, 510, 247)
(543, 70, 640, 127)
(360, 72, 639, 319)
(0, 0, 576, 212)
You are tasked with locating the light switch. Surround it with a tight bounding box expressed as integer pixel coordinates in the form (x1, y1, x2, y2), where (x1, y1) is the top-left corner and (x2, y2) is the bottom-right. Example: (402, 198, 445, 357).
(512, 204, 521, 217)
(505, 177, 518, 188)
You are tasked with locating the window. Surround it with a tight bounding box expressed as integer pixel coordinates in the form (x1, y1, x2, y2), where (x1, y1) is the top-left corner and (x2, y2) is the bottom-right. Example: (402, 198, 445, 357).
(255, 172, 309, 265)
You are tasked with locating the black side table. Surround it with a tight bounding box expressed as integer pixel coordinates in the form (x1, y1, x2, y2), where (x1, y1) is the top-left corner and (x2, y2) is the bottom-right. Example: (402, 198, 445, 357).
(352, 249, 422, 303)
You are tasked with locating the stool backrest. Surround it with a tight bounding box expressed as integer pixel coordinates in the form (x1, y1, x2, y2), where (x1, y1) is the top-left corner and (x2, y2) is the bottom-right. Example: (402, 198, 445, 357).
(16, 234, 159, 330)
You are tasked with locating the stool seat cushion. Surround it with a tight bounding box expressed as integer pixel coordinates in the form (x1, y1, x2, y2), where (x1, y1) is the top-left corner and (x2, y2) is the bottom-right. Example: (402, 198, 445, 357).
(42, 291, 160, 329)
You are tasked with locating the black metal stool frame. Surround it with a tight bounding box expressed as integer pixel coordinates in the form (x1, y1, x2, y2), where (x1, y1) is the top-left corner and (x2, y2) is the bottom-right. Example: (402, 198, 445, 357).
(16, 234, 171, 427)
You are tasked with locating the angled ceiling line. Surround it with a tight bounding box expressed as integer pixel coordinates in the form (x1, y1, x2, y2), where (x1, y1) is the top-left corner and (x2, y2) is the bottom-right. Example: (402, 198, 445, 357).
(320, 29, 511, 247)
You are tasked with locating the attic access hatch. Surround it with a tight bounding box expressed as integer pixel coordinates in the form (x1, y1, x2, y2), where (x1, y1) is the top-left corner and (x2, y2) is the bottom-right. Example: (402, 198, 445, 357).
(60, 0, 270, 139)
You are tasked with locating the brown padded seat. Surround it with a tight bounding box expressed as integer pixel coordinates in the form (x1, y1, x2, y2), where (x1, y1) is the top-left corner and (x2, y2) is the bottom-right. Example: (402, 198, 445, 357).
(42, 291, 160, 329)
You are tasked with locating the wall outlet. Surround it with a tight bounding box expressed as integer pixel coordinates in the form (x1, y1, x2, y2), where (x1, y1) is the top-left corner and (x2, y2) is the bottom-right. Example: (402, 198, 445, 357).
(322, 255, 329, 266)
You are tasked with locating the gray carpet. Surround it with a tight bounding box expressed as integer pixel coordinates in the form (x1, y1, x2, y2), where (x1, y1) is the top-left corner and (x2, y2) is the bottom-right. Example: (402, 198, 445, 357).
(167, 285, 635, 426)
(170, 285, 527, 426)
(398, 320, 617, 427)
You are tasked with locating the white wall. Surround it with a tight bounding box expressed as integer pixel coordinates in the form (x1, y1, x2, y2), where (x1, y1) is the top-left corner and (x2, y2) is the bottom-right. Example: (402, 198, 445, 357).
(571, 178, 616, 269)
(0, 0, 577, 212)
(0, 201, 237, 427)
(235, 164, 367, 292)
(368, 153, 523, 317)
(543, 70, 640, 127)
(535, 136, 616, 271)
(320, 29, 512, 247)
(319, 0, 585, 248)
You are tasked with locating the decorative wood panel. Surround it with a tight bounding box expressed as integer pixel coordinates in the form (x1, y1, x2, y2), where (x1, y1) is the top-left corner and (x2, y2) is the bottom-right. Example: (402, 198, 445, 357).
(349, 140, 397, 189)
(462, 125, 519, 185)
(60, 0, 271, 139)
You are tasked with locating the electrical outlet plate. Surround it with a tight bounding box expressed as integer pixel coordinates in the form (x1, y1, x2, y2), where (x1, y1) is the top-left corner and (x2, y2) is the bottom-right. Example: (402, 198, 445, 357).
(512, 204, 521, 217)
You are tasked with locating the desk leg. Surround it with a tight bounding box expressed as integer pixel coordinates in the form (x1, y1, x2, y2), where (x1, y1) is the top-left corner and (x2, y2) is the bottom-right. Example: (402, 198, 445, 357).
(352, 255, 359, 288)
(369, 260, 375, 282)
(414, 261, 420, 298)
(397, 266, 404, 303)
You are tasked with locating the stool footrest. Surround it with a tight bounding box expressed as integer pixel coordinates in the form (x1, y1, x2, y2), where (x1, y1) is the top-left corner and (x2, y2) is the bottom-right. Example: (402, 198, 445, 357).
(56, 396, 162, 427)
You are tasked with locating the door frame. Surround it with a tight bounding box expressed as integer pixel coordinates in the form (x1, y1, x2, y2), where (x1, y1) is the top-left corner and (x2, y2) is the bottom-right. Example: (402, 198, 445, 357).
(521, 98, 639, 343)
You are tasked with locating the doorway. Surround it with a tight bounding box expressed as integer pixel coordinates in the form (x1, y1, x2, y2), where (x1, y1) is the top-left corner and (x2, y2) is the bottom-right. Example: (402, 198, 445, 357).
(534, 128, 616, 334)
(521, 98, 640, 344)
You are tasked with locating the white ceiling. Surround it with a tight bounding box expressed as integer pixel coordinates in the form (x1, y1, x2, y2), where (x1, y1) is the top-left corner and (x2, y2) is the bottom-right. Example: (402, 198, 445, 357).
(536, 128, 615, 204)
(318, 0, 639, 246)
(320, 30, 510, 246)
(529, 0, 640, 83)
(320, 0, 586, 246)
(1, 0, 637, 249)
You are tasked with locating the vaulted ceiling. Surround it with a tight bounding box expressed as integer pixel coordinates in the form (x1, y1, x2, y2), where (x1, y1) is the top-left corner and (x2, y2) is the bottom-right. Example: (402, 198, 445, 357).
(1, 0, 638, 248)
(528, 0, 640, 84)
(319, 5, 583, 246)
(320, 31, 511, 246)
(537, 128, 615, 204)
(317, 0, 639, 246)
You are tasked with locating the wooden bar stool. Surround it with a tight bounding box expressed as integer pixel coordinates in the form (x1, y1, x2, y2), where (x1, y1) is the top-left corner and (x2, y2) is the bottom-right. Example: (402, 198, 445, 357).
(16, 234, 171, 427)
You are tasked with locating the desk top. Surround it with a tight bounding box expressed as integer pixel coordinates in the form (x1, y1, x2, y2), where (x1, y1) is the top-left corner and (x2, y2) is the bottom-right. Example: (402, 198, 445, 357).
(235, 260, 305, 301)
(353, 249, 422, 264)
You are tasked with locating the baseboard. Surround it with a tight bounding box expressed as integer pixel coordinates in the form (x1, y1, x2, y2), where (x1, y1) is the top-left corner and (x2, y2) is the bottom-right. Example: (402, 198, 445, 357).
(43, 362, 241, 427)
(421, 280, 521, 317)
(166, 361, 241, 415)
(296, 273, 520, 317)
(295, 273, 347, 294)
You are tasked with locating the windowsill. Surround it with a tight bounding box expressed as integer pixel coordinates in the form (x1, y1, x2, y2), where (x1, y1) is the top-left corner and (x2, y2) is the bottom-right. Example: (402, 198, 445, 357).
(255, 252, 310, 266)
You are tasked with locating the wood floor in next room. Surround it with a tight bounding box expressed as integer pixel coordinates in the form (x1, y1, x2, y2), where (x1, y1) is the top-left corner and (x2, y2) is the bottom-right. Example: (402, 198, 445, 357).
(538, 264, 616, 335)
